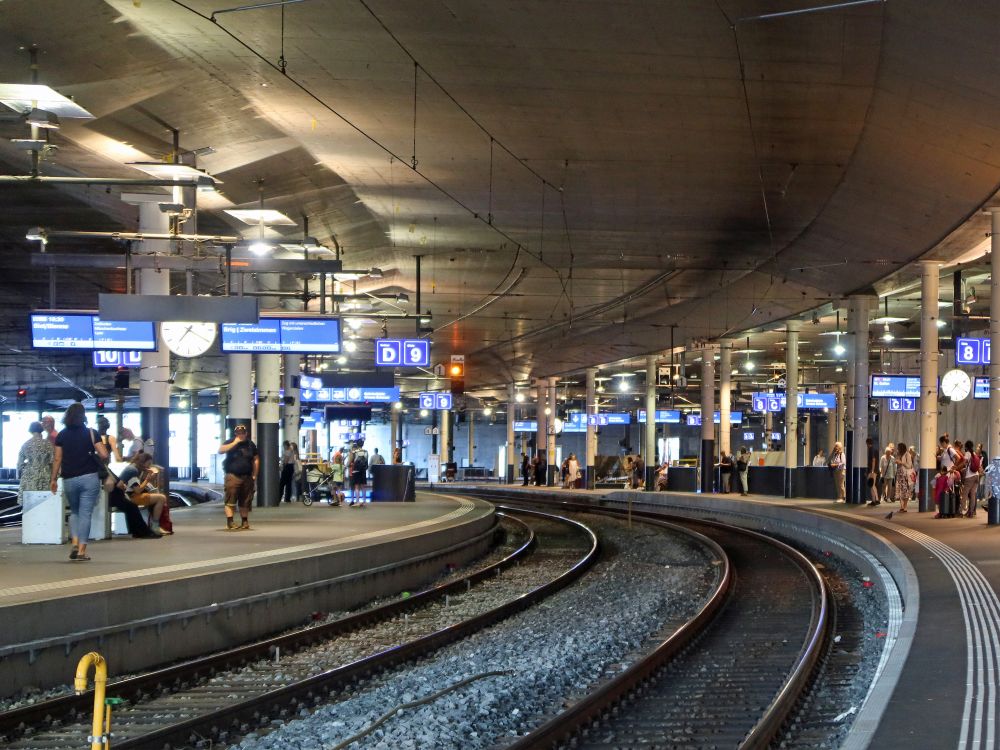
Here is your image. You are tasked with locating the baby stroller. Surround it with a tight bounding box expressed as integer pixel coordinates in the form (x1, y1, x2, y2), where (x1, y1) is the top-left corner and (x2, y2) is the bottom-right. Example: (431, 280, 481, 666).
(304, 462, 341, 506)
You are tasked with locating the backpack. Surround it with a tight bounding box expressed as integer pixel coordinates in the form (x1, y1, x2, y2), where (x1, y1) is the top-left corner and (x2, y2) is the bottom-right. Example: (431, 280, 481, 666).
(353, 450, 368, 475)
(971, 452, 982, 474)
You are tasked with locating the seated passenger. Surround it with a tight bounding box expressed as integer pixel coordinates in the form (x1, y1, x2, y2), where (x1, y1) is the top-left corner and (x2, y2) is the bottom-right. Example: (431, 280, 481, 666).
(108, 485, 161, 539)
(654, 461, 669, 491)
(118, 453, 170, 536)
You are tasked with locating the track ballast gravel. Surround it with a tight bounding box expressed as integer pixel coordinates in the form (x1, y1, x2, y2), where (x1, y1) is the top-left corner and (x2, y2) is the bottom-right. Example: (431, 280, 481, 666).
(231, 515, 718, 750)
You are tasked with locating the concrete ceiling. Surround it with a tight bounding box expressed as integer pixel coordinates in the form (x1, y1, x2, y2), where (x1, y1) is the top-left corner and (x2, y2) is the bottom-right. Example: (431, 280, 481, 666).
(1, 0, 999, 401)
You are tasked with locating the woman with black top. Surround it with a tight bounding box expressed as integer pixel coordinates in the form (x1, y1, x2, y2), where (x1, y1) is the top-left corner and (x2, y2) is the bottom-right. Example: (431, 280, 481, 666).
(50, 403, 108, 561)
(279, 441, 297, 503)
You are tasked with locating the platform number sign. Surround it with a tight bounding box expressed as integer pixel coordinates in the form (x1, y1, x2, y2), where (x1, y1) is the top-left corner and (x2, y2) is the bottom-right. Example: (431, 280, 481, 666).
(956, 337, 991, 366)
(419, 392, 453, 410)
(375, 339, 431, 367)
(887, 397, 917, 412)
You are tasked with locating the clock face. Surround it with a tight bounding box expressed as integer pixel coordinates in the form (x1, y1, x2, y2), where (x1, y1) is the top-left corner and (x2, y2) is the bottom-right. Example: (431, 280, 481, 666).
(941, 368, 972, 401)
(160, 321, 217, 358)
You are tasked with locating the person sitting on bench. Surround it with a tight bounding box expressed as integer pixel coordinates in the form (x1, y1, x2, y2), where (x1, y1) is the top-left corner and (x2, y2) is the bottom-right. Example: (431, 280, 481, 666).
(117, 452, 170, 536)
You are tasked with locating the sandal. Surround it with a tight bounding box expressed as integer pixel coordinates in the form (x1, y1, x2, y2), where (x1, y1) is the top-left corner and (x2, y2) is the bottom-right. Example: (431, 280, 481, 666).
(69, 549, 78, 560)
(75, 555, 91, 562)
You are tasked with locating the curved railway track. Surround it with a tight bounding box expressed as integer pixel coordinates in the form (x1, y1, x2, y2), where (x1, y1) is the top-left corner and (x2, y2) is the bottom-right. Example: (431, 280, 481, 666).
(1, 508, 597, 750)
(459, 493, 832, 750)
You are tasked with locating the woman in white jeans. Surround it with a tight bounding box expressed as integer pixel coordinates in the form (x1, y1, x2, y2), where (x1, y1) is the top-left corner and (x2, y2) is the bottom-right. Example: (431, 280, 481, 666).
(50, 403, 108, 562)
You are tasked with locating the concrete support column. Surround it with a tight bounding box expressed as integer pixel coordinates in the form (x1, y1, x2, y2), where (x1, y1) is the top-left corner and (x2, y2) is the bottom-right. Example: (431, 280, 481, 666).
(547, 376, 558, 486)
(919, 261, 940, 511)
(255, 353, 281, 507)
(535, 379, 546, 472)
(644, 356, 657, 489)
(700, 345, 716, 493)
(848, 295, 873, 503)
(825, 408, 836, 455)
(133, 200, 172, 482)
(506, 384, 516, 483)
(282, 354, 301, 450)
(585, 367, 597, 489)
(991, 208, 1000, 459)
(719, 343, 732, 458)
(228, 355, 253, 426)
(785, 321, 801, 497)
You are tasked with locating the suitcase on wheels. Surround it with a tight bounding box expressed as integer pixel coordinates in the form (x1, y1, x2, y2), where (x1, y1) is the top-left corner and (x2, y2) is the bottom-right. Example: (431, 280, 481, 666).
(940, 490, 956, 518)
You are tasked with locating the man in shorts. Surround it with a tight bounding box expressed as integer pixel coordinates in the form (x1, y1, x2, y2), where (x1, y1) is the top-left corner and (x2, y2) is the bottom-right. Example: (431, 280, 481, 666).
(218, 424, 259, 530)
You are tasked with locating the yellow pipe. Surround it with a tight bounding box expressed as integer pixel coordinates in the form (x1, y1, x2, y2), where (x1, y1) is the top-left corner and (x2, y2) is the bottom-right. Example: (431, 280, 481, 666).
(74, 652, 108, 750)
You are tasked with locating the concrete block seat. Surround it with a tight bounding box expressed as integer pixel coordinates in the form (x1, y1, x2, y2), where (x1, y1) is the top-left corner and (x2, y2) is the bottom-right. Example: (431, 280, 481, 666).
(0, 491, 495, 696)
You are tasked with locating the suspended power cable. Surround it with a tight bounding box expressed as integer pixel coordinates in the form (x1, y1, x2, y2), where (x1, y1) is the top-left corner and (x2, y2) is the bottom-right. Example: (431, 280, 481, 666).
(170, 0, 567, 283)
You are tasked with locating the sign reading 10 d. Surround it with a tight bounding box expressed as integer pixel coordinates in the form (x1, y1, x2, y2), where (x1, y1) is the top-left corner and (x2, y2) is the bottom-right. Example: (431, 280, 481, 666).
(375, 339, 430, 367)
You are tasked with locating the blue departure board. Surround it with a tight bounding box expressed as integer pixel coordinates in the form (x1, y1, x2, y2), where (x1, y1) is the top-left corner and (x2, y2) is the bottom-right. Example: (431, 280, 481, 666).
(31, 313, 156, 351)
(220, 321, 282, 352)
(279, 318, 341, 353)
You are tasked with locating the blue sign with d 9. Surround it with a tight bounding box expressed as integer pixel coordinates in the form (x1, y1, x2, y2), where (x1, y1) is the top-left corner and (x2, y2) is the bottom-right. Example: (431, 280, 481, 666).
(376, 339, 431, 367)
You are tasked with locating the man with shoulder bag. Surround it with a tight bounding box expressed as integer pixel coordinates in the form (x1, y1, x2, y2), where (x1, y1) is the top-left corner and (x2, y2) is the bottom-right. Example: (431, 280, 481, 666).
(218, 424, 259, 530)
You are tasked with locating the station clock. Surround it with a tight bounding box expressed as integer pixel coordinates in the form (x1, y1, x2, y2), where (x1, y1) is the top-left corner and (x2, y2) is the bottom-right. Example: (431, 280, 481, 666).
(160, 321, 217, 358)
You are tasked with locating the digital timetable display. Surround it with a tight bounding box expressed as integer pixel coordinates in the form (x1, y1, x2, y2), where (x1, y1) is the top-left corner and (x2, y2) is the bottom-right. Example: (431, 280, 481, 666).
(870, 375, 921, 399)
(31, 314, 156, 351)
(221, 318, 341, 353)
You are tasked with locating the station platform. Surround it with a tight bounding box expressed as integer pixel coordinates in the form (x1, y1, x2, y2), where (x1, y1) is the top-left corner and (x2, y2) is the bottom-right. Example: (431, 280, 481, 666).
(445, 482, 998, 750)
(0, 491, 496, 697)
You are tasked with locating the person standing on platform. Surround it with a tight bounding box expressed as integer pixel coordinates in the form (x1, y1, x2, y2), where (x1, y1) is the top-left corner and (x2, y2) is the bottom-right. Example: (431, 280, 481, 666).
(120, 428, 144, 459)
(564, 453, 580, 489)
(962, 440, 981, 518)
(41, 415, 57, 444)
(348, 440, 369, 507)
(736, 447, 750, 496)
(879, 446, 896, 503)
(392, 446, 403, 464)
(371, 448, 386, 467)
(329, 451, 345, 506)
(279, 441, 297, 503)
(829, 442, 846, 502)
(218, 424, 258, 531)
(812, 449, 826, 467)
(521, 452, 530, 486)
(17, 421, 52, 499)
(50, 403, 108, 561)
(894, 442, 913, 513)
(865, 437, 880, 506)
(535, 452, 546, 487)
(718, 451, 734, 493)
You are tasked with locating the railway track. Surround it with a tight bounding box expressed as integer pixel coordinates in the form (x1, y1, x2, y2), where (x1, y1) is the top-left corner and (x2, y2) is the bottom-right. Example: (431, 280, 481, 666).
(455, 492, 832, 749)
(1, 508, 598, 750)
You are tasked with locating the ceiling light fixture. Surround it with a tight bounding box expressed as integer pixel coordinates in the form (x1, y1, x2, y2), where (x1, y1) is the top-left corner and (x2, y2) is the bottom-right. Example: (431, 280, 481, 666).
(343, 340, 358, 353)
(483, 406, 493, 416)
(515, 392, 525, 403)
(744, 335, 755, 372)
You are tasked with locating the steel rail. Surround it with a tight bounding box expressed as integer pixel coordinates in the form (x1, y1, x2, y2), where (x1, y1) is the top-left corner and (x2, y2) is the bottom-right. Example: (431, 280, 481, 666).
(110, 507, 598, 749)
(0, 513, 527, 738)
(453, 490, 832, 750)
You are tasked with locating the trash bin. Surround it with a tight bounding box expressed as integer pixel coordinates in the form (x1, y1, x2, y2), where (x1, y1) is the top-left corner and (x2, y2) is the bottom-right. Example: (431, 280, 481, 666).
(988, 496, 1000, 526)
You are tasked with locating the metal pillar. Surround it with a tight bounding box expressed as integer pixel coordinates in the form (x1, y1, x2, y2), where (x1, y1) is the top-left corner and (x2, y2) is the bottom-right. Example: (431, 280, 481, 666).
(836, 383, 847, 445)
(991, 209, 1000, 460)
(585, 367, 597, 489)
(132, 197, 171, 484)
(919, 261, 940, 511)
(188, 396, 198, 481)
(785, 321, 801, 497)
(467, 409, 475, 467)
(255, 354, 281, 507)
(506, 384, 516, 483)
(700, 345, 716, 493)
(719, 342, 732, 458)
(547, 376, 558, 486)
(218, 385, 228, 444)
(644, 355, 657, 490)
(848, 295, 873, 504)
(440, 408, 451, 465)
(283, 354, 301, 449)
